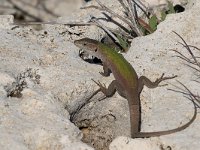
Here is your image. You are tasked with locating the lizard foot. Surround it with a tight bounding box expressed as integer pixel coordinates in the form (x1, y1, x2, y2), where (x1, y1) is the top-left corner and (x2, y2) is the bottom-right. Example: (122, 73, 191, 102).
(155, 73, 177, 86)
(91, 79, 107, 95)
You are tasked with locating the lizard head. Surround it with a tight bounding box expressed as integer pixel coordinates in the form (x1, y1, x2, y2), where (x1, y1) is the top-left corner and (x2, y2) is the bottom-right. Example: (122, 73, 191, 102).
(74, 38, 100, 57)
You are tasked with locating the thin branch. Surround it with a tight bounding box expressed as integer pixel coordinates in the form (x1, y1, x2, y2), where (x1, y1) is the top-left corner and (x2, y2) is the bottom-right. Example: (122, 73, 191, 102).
(90, 15, 133, 39)
(117, 0, 129, 13)
(173, 31, 199, 66)
(185, 64, 200, 73)
(177, 80, 200, 105)
(171, 49, 192, 62)
(82, 5, 134, 33)
(133, 3, 138, 20)
(102, 13, 133, 36)
(182, 44, 200, 51)
(168, 88, 190, 96)
(169, 80, 200, 107)
(12, 21, 95, 26)
(83, 0, 139, 35)
(193, 79, 200, 84)
(188, 45, 200, 51)
(90, 16, 120, 44)
(126, 0, 142, 35)
(132, 0, 149, 18)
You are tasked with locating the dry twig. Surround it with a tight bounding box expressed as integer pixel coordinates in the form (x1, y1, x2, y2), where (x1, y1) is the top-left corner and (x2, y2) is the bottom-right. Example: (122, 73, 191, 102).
(169, 31, 200, 106)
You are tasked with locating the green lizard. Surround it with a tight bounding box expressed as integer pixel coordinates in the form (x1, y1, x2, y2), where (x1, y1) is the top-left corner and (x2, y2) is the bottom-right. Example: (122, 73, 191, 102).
(74, 38, 197, 138)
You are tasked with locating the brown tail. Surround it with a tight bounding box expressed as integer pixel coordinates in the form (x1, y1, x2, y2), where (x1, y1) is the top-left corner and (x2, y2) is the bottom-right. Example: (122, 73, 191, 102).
(132, 101, 197, 138)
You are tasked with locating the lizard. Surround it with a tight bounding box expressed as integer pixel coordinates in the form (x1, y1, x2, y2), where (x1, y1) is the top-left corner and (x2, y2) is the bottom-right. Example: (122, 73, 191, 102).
(74, 38, 197, 138)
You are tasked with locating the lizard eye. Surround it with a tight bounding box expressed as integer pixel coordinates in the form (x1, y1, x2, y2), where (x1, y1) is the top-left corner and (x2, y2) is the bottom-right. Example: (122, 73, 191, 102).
(83, 43, 87, 46)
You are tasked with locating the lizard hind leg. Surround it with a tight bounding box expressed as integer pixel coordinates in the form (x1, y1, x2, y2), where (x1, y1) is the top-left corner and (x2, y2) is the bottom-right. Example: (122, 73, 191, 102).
(138, 73, 177, 94)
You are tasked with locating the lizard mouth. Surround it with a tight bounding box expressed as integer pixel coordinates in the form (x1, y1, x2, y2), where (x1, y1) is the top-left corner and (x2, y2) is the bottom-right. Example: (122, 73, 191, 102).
(79, 49, 102, 64)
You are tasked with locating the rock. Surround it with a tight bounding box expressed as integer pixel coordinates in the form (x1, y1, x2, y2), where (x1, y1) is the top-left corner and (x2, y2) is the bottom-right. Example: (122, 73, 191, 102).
(0, 0, 199, 150)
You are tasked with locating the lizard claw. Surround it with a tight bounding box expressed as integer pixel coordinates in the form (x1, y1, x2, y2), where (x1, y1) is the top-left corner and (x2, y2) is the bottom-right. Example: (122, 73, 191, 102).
(99, 71, 110, 77)
(91, 79, 99, 85)
(155, 74, 178, 85)
(91, 79, 103, 87)
(91, 79, 103, 86)
(99, 72, 104, 76)
(161, 73, 164, 78)
(91, 79, 107, 93)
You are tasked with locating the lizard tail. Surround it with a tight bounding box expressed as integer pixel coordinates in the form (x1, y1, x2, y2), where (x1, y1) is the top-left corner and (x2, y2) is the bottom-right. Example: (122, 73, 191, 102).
(132, 100, 197, 138)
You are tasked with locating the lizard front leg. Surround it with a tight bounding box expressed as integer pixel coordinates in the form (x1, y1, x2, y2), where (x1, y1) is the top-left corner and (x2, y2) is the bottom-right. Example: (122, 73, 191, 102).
(99, 63, 112, 77)
(138, 73, 177, 94)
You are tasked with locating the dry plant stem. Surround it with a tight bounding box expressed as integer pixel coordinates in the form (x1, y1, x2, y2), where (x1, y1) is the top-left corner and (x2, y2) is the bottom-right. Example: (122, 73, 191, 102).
(83, 5, 136, 34)
(168, 81, 200, 107)
(132, 1, 153, 33)
(186, 45, 200, 51)
(172, 31, 200, 73)
(116, 0, 152, 35)
(83, 4, 129, 24)
(92, 15, 133, 39)
(96, 0, 130, 24)
(117, 0, 129, 13)
(177, 80, 200, 106)
(170, 31, 200, 106)
(130, 0, 147, 35)
(137, 18, 153, 33)
(91, 17, 121, 44)
(12, 21, 95, 26)
(171, 49, 193, 63)
(185, 64, 200, 73)
(84, 0, 138, 35)
(127, 0, 142, 35)
(127, 0, 136, 22)
(178, 42, 200, 66)
(133, 0, 148, 11)
(173, 31, 199, 66)
(128, 0, 136, 19)
(132, 0, 149, 18)
(133, 3, 138, 19)
(194, 79, 200, 84)
(123, 1, 152, 33)
(102, 13, 133, 38)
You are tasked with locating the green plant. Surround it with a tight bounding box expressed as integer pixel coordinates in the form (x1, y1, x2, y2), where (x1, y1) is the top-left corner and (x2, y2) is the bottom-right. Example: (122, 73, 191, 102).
(82, 0, 177, 52)
(148, 1, 175, 32)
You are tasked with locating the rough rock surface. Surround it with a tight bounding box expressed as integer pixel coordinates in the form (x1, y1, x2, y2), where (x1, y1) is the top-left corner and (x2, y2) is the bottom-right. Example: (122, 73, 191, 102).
(0, 0, 199, 150)
(0, 15, 94, 150)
